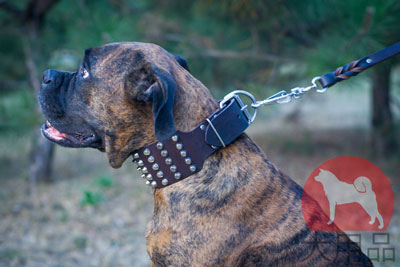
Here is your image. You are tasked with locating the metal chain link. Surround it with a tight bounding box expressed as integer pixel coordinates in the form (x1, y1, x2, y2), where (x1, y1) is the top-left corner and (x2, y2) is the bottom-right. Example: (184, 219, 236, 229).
(220, 76, 328, 125)
(251, 77, 325, 108)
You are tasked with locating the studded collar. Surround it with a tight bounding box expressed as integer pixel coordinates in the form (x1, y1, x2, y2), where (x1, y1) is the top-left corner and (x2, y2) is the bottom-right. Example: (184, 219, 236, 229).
(132, 96, 252, 189)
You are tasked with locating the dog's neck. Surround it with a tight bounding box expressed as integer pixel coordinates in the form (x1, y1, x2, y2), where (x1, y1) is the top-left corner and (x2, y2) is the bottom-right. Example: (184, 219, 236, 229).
(172, 70, 219, 132)
(141, 70, 288, 210)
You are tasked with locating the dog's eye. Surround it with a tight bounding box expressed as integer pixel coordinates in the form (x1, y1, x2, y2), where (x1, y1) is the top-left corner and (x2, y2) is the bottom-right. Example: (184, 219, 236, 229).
(81, 68, 89, 79)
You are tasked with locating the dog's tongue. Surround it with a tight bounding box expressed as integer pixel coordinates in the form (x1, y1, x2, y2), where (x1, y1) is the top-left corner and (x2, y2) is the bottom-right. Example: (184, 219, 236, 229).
(45, 121, 68, 140)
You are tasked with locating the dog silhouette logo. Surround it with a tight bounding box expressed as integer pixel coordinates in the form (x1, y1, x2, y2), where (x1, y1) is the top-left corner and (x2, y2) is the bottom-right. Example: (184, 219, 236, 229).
(302, 156, 393, 231)
(314, 169, 384, 229)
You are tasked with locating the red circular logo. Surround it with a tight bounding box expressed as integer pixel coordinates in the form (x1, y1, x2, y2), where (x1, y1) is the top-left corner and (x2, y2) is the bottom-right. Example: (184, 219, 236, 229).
(302, 156, 393, 231)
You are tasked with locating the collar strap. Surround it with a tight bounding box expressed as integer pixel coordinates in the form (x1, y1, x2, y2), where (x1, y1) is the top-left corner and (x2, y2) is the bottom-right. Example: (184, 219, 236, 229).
(132, 97, 251, 189)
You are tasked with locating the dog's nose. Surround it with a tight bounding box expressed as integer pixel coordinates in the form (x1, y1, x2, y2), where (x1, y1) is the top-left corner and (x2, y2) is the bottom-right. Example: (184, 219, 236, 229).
(42, 69, 56, 85)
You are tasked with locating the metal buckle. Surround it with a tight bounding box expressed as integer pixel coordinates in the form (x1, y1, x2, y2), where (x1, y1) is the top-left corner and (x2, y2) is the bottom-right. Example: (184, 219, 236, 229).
(219, 90, 258, 123)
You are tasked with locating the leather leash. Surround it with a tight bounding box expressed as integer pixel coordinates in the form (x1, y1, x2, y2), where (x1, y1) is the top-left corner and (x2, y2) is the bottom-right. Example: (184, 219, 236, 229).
(133, 41, 400, 189)
(319, 41, 400, 88)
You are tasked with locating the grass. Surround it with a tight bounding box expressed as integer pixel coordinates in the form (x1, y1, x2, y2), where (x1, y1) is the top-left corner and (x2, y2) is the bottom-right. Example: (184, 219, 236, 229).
(93, 175, 114, 188)
(80, 190, 105, 207)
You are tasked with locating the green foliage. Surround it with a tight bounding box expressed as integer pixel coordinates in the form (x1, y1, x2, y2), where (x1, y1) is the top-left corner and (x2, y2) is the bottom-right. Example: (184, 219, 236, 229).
(93, 175, 114, 188)
(80, 190, 105, 207)
(302, 0, 400, 76)
(80, 175, 114, 206)
(0, 88, 38, 134)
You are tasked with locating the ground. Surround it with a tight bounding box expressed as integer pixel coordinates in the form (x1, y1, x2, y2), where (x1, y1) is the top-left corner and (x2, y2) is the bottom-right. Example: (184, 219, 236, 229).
(0, 88, 399, 266)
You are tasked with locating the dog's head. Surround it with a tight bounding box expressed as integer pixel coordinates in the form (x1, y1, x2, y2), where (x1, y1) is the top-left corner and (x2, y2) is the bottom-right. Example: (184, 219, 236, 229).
(314, 169, 332, 183)
(314, 169, 336, 184)
(38, 42, 212, 168)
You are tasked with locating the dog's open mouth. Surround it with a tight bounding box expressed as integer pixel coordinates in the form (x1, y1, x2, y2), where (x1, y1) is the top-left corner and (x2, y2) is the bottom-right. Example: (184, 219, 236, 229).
(42, 121, 102, 148)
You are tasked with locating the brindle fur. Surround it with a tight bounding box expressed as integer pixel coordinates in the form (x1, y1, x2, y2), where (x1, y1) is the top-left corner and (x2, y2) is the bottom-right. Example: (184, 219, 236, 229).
(39, 42, 372, 266)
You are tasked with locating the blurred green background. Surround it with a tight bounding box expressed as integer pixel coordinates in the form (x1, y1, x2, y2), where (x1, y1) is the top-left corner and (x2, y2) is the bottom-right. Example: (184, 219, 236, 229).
(0, 0, 399, 266)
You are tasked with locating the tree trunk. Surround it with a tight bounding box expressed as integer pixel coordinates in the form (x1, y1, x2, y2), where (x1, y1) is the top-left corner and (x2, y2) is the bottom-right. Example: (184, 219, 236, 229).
(29, 130, 55, 186)
(24, 27, 56, 186)
(1, 0, 60, 189)
(371, 63, 396, 156)
(20, 1, 59, 187)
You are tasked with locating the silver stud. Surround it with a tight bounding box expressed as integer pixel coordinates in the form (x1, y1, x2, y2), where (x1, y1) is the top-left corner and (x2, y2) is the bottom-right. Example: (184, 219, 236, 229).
(157, 171, 164, 178)
(146, 174, 153, 181)
(176, 143, 183, 150)
(174, 172, 181, 179)
(137, 167, 142, 171)
(143, 148, 151, 156)
(200, 125, 206, 130)
(162, 179, 168, 186)
(171, 135, 178, 142)
(156, 142, 163, 149)
(133, 153, 139, 159)
(141, 174, 146, 179)
(152, 163, 159, 170)
(185, 158, 192, 165)
(190, 165, 196, 172)
(180, 150, 187, 157)
(138, 160, 144, 167)
(170, 165, 177, 172)
(142, 167, 148, 174)
(165, 158, 172, 165)
(148, 156, 155, 163)
(146, 180, 151, 186)
(151, 181, 157, 188)
(161, 150, 168, 157)
(366, 58, 372, 64)
(211, 145, 217, 149)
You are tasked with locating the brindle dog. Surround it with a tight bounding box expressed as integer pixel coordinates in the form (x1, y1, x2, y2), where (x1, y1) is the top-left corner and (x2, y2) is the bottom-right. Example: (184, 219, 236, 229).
(39, 42, 372, 266)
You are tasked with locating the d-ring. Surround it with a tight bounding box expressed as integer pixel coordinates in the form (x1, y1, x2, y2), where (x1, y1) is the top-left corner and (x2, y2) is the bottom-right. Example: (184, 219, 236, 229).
(220, 90, 258, 123)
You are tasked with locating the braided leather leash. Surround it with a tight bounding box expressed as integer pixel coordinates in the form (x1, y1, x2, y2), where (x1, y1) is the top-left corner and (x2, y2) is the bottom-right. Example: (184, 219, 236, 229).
(319, 41, 400, 88)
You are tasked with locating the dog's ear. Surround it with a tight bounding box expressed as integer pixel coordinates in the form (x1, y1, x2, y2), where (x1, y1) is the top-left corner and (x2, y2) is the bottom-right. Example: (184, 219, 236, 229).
(126, 62, 176, 141)
(147, 69, 176, 141)
(172, 54, 190, 73)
